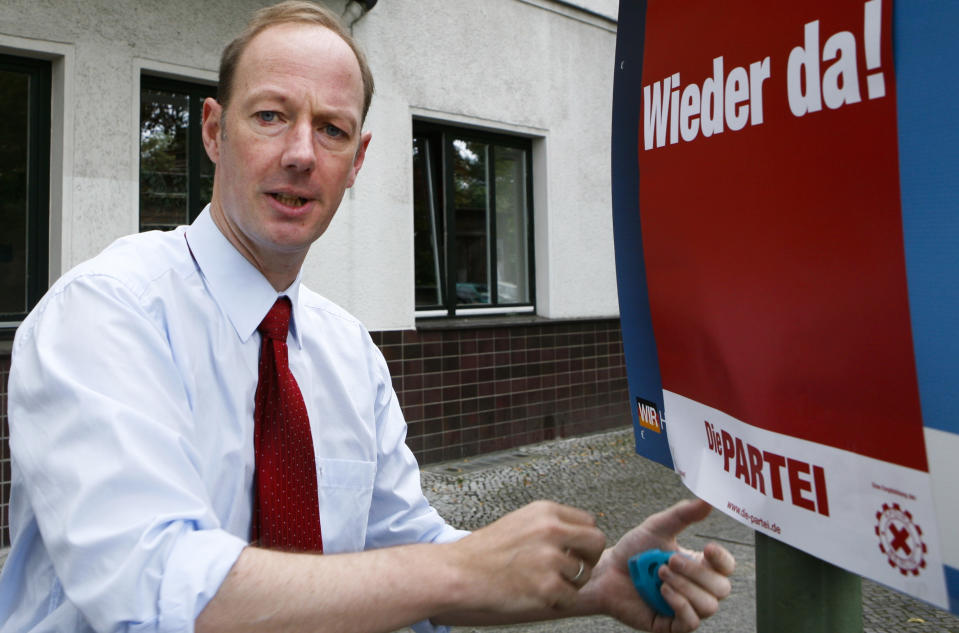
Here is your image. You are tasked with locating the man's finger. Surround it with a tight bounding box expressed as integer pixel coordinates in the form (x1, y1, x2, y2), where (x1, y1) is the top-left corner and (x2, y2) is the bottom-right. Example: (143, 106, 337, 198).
(549, 501, 599, 526)
(704, 542, 736, 577)
(658, 582, 702, 633)
(660, 560, 723, 618)
(562, 526, 607, 567)
(526, 501, 605, 566)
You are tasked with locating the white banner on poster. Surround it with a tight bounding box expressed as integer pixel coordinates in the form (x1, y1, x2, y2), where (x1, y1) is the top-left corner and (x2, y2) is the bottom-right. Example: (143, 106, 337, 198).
(665, 390, 950, 610)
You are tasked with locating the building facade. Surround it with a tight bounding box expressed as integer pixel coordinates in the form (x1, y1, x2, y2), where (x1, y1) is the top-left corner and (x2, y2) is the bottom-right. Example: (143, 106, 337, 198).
(0, 0, 628, 547)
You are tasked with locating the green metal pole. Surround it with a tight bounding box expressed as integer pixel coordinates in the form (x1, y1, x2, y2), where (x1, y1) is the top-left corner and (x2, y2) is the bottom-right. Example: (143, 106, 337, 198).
(755, 532, 863, 633)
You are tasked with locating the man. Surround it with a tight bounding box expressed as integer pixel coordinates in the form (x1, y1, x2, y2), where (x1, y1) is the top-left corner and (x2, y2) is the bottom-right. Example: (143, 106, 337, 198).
(0, 3, 735, 632)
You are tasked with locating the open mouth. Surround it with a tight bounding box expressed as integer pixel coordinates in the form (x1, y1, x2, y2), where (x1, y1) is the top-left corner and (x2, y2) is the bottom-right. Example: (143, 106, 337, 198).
(271, 193, 309, 208)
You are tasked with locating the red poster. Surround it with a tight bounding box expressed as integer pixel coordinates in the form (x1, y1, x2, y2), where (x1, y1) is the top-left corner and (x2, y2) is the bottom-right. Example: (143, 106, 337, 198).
(638, 1, 925, 471)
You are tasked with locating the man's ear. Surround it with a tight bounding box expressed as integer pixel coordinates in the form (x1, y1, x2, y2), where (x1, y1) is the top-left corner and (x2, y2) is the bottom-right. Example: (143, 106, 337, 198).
(346, 130, 373, 188)
(201, 97, 224, 163)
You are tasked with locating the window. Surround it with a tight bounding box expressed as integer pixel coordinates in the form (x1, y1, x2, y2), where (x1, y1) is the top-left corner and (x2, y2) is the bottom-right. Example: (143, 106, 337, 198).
(0, 54, 50, 328)
(413, 122, 534, 317)
(139, 75, 216, 232)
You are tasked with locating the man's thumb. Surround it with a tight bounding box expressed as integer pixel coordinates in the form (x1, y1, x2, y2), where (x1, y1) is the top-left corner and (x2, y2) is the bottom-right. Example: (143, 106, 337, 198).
(645, 498, 712, 540)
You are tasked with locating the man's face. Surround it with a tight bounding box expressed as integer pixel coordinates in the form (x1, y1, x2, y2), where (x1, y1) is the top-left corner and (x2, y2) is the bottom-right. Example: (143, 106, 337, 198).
(202, 23, 371, 285)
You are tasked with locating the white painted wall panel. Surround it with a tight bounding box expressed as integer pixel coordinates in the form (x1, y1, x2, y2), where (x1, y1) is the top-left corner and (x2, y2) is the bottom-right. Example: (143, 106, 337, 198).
(0, 0, 620, 330)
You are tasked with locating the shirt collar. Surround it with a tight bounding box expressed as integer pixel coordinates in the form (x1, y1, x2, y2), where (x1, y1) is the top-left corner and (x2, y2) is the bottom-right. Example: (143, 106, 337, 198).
(184, 205, 304, 348)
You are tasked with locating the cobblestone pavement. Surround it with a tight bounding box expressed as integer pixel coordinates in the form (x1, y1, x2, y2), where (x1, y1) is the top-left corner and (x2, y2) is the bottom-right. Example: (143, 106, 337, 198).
(401, 427, 959, 633)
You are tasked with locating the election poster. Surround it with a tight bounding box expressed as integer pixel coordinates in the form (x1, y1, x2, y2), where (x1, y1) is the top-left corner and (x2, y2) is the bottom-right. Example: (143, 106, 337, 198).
(611, 0, 958, 615)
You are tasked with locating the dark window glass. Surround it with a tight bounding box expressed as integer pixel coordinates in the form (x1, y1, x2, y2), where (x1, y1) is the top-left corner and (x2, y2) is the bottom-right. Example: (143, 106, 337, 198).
(139, 76, 215, 232)
(413, 136, 445, 306)
(452, 139, 490, 306)
(0, 55, 50, 325)
(413, 123, 534, 316)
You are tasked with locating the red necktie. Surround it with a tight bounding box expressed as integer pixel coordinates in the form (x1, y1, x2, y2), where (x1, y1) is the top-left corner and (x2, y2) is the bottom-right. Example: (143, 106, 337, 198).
(251, 297, 323, 552)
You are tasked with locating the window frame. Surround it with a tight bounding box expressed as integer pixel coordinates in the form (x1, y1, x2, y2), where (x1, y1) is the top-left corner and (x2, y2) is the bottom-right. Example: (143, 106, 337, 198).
(138, 74, 217, 232)
(0, 53, 51, 331)
(413, 120, 536, 319)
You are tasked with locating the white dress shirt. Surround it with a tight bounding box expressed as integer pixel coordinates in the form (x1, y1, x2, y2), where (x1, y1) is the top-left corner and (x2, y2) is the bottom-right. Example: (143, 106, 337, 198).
(0, 207, 465, 633)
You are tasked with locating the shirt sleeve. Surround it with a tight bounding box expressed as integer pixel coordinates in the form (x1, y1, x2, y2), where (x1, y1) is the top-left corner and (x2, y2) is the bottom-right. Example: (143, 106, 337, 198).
(9, 274, 247, 633)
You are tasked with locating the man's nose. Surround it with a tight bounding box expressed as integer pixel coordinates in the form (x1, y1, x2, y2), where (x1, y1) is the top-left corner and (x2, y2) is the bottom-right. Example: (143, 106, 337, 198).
(281, 121, 316, 172)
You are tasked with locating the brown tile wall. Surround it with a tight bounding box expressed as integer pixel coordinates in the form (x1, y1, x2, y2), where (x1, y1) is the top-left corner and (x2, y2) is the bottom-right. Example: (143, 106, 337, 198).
(0, 318, 632, 548)
(370, 319, 631, 465)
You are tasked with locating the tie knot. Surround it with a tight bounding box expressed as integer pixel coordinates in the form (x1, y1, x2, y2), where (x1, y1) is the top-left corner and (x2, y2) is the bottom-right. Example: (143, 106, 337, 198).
(258, 297, 292, 341)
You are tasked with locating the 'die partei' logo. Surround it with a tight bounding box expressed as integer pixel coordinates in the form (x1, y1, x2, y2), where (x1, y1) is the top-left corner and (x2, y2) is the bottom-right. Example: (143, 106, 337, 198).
(636, 397, 663, 433)
(875, 502, 927, 577)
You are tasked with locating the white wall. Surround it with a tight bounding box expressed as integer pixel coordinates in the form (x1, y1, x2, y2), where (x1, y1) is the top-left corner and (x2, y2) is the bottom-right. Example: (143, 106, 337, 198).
(0, 0, 270, 267)
(315, 0, 620, 327)
(0, 0, 620, 331)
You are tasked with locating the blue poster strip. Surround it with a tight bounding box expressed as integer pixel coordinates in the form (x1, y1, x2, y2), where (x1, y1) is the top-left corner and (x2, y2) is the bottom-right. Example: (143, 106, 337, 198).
(895, 3, 959, 435)
(947, 566, 959, 615)
(611, 0, 672, 467)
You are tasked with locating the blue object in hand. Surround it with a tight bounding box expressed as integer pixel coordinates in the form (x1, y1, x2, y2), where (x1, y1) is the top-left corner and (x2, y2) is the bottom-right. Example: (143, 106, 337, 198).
(628, 549, 675, 617)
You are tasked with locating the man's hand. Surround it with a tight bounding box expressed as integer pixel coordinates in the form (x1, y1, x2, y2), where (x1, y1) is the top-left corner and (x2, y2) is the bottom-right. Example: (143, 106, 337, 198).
(444, 500, 607, 614)
(579, 499, 735, 633)
(201, 500, 605, 633)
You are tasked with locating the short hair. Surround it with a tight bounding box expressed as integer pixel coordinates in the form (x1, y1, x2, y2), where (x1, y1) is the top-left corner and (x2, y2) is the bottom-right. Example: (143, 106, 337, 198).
(218, 1, 375, 122)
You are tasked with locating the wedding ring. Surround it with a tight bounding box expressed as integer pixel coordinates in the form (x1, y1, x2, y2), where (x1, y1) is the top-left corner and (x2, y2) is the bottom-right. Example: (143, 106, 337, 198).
(571, 559, 585, 583)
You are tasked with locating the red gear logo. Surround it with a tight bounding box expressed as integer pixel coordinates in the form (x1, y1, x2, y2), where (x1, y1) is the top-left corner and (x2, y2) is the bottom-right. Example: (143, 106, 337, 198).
(875, 502, 927, 576)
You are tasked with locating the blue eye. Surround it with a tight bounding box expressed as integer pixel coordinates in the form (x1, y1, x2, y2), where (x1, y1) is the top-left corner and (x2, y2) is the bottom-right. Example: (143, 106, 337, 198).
(324, 124, 344, 137)
(258, 111, 278, 123)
